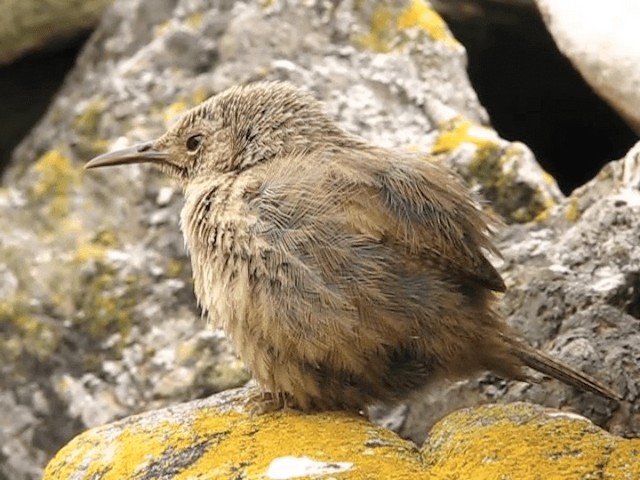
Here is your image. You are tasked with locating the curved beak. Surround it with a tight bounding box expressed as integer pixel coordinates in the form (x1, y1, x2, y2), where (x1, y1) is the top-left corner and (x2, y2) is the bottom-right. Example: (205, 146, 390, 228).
(84, 141, 168, 169)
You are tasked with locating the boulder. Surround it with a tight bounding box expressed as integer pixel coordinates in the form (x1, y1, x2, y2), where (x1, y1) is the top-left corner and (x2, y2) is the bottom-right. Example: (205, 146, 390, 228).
(2, 0, 637, 478)
(44, 386, 640, 479)
(535, 0, 640, 134)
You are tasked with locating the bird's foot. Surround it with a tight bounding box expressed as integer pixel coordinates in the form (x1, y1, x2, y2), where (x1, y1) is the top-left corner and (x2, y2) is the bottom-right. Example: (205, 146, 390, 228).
(247, 390, 296, 415)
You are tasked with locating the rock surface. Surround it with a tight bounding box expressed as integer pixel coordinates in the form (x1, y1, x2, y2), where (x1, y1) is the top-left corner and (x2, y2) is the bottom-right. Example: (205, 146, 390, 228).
(1, 0, 638, 478)
(397, 143, 640, 444)
(0, 0, 113, 65)
(44, 386, 640, 480)
(534, 0, 640, 134)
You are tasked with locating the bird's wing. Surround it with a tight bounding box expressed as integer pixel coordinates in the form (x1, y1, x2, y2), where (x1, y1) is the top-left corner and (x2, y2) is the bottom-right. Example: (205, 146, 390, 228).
(249, 147, 506, 293)
(332, 149, 506, 293)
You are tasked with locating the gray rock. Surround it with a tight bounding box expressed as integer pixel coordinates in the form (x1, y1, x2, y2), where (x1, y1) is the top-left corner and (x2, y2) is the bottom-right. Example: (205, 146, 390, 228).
(1, 0, 635, 478)
(397, 143, 640, 443)
(535, 0, 640, 134)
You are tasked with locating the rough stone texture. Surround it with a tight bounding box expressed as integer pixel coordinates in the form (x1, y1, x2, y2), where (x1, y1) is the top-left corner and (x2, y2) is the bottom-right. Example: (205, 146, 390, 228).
(0, 0, 113, 65)
(424, 402, 640, 479)
(44, 387, 640, 479)
(397, 143, 640, 444)
(1, 0, 638, 478)
(534, 0, 640, 134)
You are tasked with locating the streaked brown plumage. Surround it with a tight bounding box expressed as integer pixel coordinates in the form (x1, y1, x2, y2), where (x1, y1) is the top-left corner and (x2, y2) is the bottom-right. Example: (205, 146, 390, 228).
(85, 81, 620, 411)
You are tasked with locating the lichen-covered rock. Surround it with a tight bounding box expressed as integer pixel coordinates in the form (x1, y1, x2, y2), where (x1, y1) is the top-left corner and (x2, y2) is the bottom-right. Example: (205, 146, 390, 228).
(43, 388, 640, 480)
(0, 0, 113, 64)
(424, 402, 640, 479)
(44, 387, 425, 480)
(1, 0, 636, 478)
(395, 143, 640, 444)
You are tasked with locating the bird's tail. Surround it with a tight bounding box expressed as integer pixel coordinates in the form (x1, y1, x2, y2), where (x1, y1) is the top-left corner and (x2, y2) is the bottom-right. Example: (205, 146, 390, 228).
(503, 335, 622, 402)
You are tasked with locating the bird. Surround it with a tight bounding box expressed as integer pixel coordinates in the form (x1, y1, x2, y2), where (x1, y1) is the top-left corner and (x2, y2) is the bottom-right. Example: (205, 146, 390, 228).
(85, 81, 621, 412)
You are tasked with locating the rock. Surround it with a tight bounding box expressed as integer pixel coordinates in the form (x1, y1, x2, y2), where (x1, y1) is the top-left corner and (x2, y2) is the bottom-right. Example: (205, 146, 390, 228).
(43, 387, 640, 479)
(0, 0, 113, 65)
(534, 0, 640, 134)
(395, 142, 640, 444)
(424, 402, 640, 479)
(1, 0, 637, 478)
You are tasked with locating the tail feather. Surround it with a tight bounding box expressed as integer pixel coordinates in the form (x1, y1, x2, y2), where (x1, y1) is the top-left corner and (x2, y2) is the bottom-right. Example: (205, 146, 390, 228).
(504, 336, 622, 402)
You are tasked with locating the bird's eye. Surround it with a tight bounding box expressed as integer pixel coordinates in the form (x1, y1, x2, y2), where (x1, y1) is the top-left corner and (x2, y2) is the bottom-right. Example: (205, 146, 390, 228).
(186, 134, 203, 152)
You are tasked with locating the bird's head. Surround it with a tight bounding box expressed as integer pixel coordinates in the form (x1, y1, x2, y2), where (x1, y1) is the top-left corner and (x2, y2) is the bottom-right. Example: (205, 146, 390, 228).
(85, 81, 343, 185)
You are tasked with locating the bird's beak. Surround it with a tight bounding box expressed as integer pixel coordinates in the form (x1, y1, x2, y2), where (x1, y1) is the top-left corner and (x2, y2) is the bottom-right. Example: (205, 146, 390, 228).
(84, 141, 168, 169)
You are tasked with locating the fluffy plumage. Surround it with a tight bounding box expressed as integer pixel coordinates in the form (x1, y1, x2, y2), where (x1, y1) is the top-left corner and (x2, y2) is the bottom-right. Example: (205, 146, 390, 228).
(86, 81, 620, 411)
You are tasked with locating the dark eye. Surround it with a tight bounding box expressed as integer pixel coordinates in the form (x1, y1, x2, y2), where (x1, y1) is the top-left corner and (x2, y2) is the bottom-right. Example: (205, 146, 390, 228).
(186, 134, 203, 152)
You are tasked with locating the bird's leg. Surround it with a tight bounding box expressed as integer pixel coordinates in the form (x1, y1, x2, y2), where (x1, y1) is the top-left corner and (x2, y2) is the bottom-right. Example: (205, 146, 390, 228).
(246, 389, 296, 415)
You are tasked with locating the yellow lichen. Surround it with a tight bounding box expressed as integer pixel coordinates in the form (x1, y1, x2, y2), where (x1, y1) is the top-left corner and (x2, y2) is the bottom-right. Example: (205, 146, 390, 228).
(30, 149, 79, 218)
(73, 97, 105, 136)
(564, 196, 580, 222)
(68, 227, 118, 267)
(186, 12, 205, 29)
(44, 399, 640, 479)
(467, 145, 547, 224)
(425, 403, 640, 479)
(542, 170, 557, 186)
(397, 0, 459, 47)
(94, 230, 117, 248)
(535, 193, 557, 223)
(71, 264, 136, 351)
(167, 258, 184, 277)
(354, 0, 458, 52)
(0, 296, 60, 368)
(75, 242, 108, 263)
(164, 101, 189, 126)
(60, 217, 83, 234)
(90, 138, 110, 156)
(192, 87, 209, 105)
(154, 19, 173, 39)
(432, 118, 498, 154)
(353, 4, 396, 52)
(45, 406, 425, 480)
(452, 140, 559, 224)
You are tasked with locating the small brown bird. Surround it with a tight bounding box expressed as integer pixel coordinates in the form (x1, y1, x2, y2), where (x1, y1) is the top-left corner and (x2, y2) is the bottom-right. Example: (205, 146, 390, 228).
(85, 81, 620, 411)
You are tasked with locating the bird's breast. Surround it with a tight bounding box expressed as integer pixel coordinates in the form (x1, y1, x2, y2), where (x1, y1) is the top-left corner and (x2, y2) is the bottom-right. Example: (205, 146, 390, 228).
(180, 180, 258, 333)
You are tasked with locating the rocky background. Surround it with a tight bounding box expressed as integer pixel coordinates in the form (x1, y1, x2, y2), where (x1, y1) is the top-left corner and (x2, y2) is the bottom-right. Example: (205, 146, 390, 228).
(1, 0, 639, 479)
